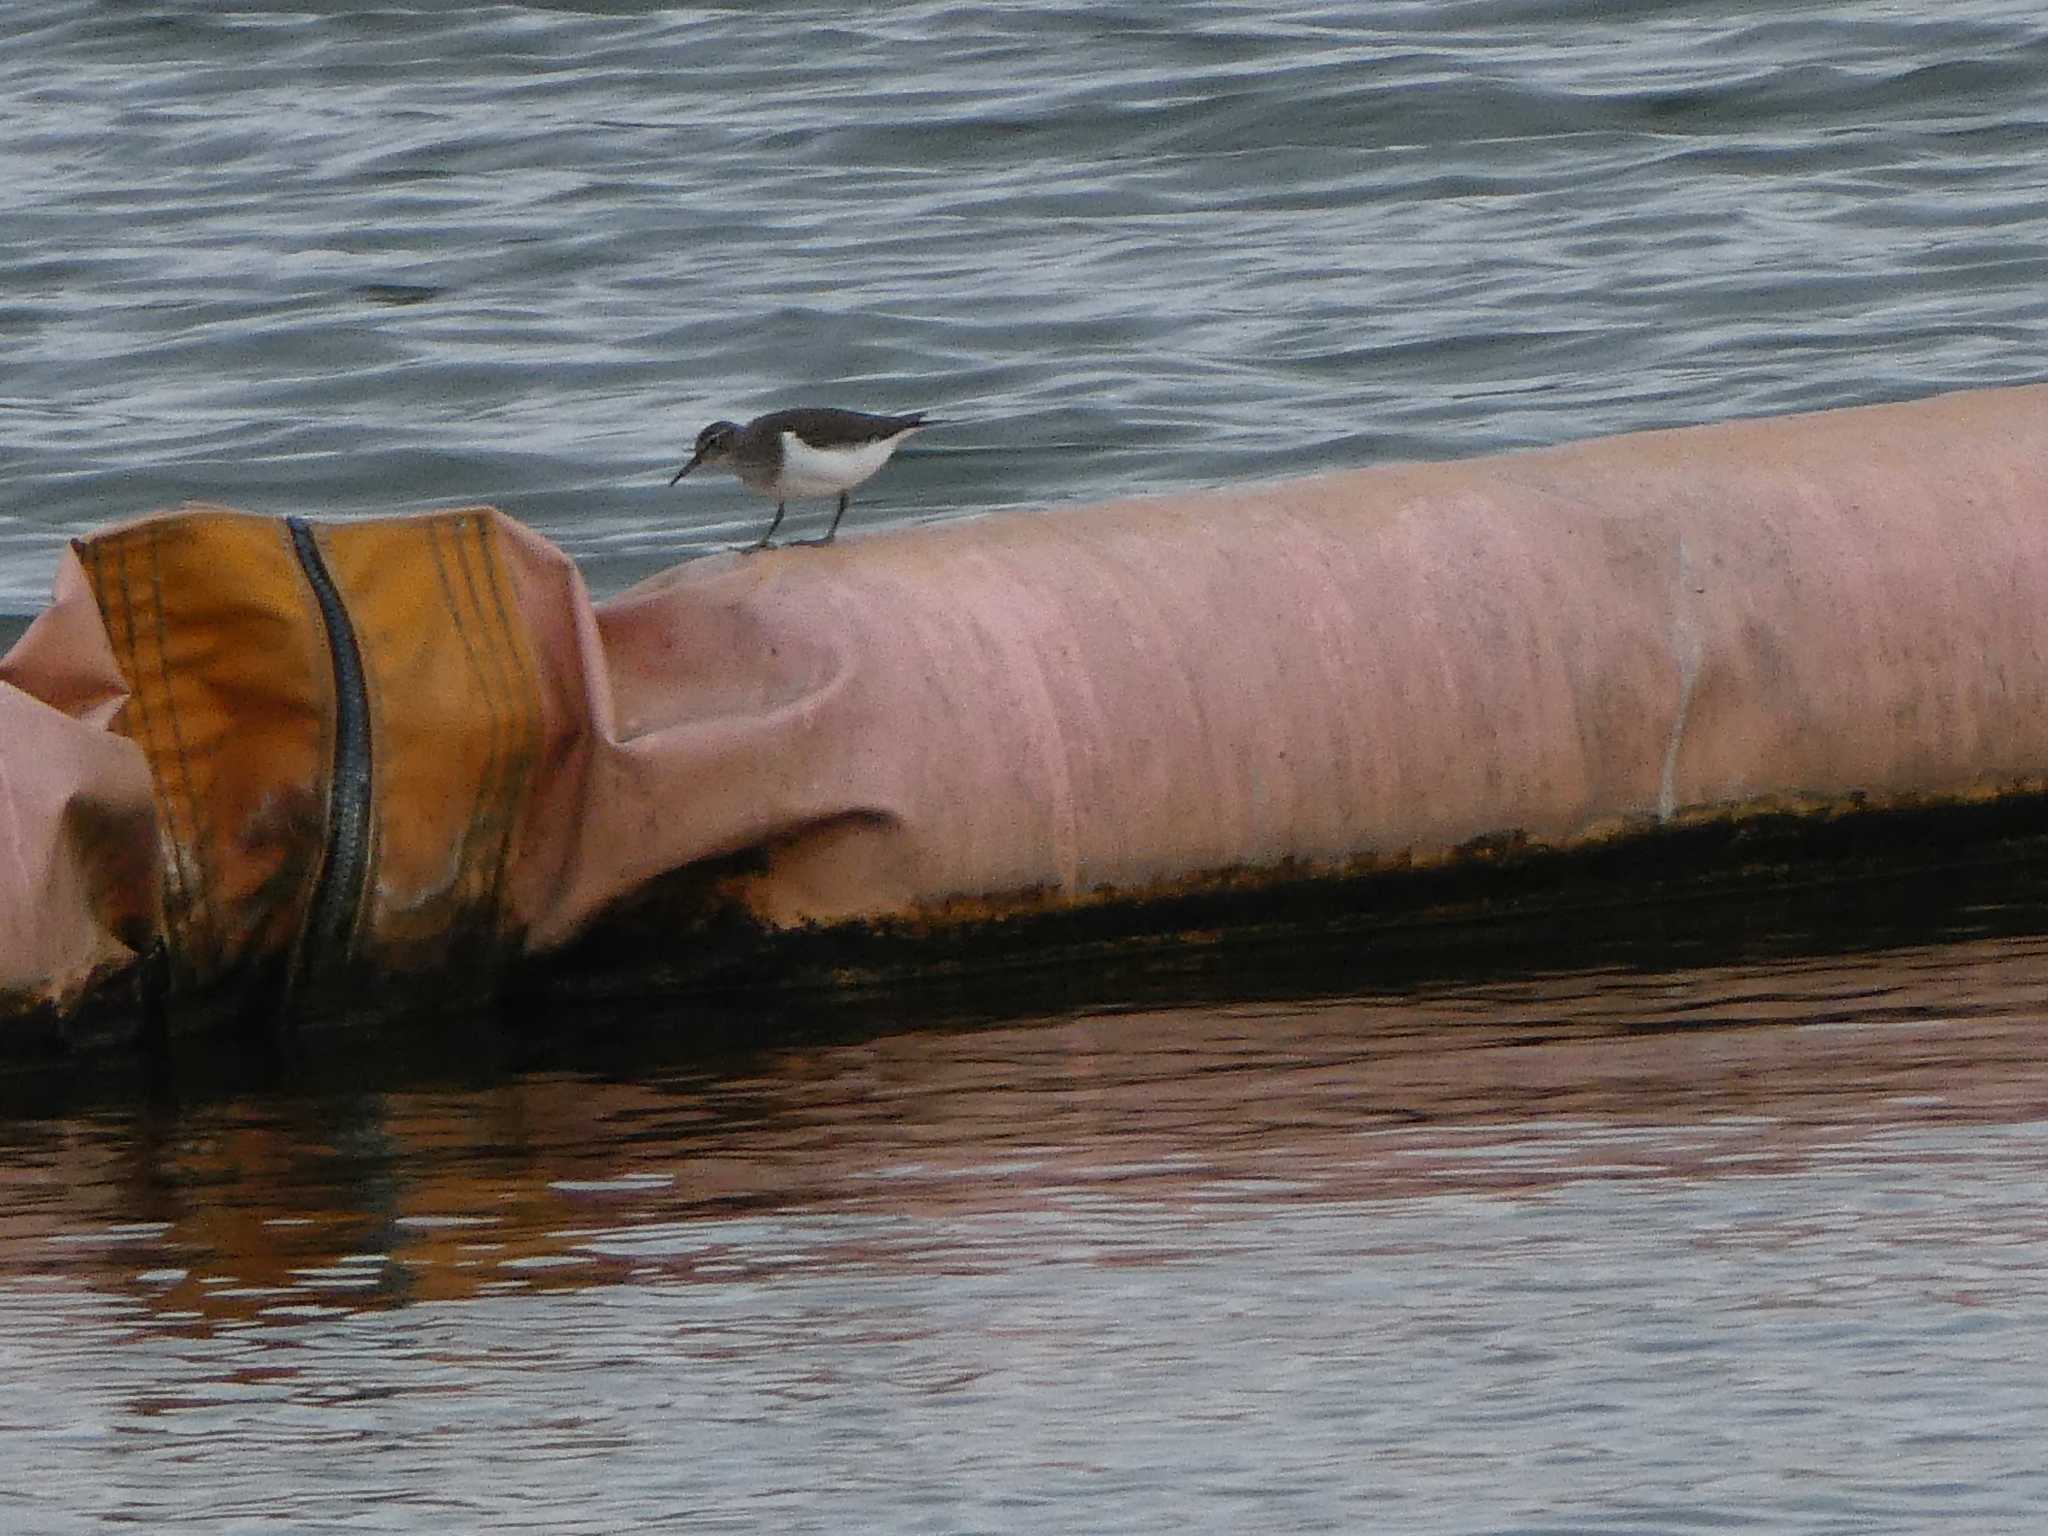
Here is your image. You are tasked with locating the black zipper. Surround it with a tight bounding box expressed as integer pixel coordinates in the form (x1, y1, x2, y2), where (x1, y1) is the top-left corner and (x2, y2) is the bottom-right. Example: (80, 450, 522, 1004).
(282, 516, 374, 1011)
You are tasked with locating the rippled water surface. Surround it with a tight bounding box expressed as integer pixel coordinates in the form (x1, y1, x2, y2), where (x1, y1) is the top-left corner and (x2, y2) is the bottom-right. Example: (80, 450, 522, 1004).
(4, 1, 2046, 603)
(9, 933, 2048, 1531)
(7, 1, 2048, 1528)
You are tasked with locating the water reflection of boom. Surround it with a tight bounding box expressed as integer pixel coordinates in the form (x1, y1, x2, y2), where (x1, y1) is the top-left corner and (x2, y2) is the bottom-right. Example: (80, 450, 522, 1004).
(5, 383, 2048, 1050)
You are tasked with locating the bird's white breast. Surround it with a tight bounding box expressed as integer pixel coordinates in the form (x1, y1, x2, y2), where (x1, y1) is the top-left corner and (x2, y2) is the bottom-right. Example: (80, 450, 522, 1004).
(770, 430, 909, 499)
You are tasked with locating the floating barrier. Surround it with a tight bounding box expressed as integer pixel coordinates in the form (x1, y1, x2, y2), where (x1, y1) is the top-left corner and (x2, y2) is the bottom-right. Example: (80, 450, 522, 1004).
(4, 384, 2047, 1050)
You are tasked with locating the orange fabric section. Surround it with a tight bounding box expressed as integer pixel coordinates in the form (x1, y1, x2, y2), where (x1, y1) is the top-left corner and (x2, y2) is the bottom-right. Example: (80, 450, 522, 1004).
(72, 509, 330, 989)
(2, 505, 549, 1019)
(315, 510, 543, 971)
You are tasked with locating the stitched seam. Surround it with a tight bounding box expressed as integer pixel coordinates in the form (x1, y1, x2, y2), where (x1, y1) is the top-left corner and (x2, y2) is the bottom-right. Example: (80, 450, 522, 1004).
(427, 514, 510, 925)
(469, 515, 544, 931)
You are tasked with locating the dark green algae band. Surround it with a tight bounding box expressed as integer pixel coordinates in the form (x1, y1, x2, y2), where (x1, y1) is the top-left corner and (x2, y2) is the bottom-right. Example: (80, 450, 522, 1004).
(25, 786, 2048, 1062)
(535, 788, 2048, 999)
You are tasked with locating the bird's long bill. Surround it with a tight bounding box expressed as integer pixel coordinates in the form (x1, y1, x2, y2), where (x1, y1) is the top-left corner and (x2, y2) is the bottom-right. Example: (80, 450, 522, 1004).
(668, 450, 706, 486)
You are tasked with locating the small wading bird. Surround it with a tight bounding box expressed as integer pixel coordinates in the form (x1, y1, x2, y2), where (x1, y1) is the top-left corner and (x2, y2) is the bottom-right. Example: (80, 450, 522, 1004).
(668, 406, 933, 549)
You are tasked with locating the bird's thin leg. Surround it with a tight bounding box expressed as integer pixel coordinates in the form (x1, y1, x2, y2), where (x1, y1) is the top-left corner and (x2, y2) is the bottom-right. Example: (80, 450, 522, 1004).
(796, 492, 851, 548)
(749, 503, 786, 551)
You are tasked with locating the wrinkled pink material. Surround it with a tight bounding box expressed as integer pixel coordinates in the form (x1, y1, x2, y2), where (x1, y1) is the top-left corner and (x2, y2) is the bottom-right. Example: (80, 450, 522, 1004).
(5, 384, 2048, 1018)
(0, 552, 157, 1009)
(497, 384, 2048, 946)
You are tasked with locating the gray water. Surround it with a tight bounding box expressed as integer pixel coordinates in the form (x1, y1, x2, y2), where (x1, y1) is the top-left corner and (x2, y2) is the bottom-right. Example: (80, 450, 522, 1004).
(9, 936, 2048, 1532)
(5, 1, 2046, 603)
(6, 1, 2048, 1529)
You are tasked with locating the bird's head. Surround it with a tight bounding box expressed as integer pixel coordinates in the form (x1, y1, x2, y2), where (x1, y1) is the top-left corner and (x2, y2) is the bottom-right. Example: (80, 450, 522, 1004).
(669, 420, 741, 484)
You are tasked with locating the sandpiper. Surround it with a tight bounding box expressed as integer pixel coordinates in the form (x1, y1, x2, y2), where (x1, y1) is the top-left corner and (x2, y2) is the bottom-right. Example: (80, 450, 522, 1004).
(668, 406, 932, 549)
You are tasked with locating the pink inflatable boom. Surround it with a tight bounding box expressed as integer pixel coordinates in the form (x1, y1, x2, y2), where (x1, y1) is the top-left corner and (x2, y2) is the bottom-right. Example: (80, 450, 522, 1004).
(3, 385, 2046, 1045)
